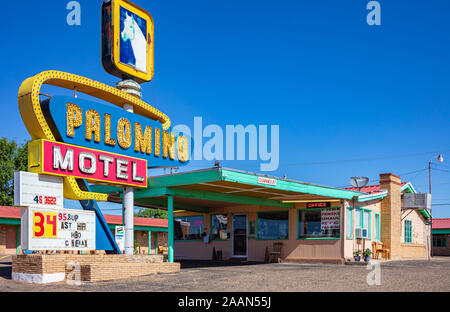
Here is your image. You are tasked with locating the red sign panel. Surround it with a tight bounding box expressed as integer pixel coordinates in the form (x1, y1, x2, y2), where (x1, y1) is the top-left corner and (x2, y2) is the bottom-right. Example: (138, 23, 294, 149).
(306, 202, 331, 208)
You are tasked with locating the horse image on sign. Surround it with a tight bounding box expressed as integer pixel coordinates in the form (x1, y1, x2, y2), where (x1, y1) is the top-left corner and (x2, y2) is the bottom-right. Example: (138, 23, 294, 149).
(120, 9, 147, 73)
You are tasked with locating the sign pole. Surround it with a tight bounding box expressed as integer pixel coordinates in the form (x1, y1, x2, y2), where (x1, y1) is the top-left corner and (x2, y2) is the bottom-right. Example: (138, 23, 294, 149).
(117, 80, 142, 255)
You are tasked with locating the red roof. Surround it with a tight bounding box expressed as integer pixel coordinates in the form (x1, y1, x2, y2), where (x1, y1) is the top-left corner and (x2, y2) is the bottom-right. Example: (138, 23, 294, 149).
(344, 182, 408, 194)
(0, 206, 21, 219)
(433, 218, 450, 229)
(0, 206, 167, 228)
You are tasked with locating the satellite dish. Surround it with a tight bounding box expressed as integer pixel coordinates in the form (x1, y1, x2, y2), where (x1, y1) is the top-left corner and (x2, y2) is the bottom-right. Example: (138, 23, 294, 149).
(350, 177, 369, 189)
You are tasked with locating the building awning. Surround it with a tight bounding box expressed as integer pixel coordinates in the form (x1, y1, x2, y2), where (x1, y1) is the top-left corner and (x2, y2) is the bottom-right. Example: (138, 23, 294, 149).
(91, 167, 370, 213)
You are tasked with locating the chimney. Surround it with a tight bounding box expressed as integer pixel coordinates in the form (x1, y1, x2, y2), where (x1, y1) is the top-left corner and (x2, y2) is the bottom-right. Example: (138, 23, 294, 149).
(379, 173, 402, 259)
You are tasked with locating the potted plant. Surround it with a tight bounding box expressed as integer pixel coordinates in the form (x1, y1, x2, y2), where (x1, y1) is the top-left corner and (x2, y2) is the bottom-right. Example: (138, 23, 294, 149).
(363, 249, 372, 262)
(353, 250, 361, 262)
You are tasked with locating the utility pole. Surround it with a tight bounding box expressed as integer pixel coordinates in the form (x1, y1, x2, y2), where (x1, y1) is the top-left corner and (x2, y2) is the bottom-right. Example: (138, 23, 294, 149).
(428, 154, 444, 259)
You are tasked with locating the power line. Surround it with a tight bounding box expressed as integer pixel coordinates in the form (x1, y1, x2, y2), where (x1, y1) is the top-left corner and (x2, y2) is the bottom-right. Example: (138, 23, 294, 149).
(186, 149, 450, 168)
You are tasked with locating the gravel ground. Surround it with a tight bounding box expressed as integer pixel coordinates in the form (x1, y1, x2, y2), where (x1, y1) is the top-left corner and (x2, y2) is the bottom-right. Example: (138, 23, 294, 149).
(0, 256, 449, 292)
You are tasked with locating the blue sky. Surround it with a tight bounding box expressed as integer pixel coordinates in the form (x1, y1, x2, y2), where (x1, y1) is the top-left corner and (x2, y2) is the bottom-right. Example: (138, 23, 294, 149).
(1, 0, 450, 217)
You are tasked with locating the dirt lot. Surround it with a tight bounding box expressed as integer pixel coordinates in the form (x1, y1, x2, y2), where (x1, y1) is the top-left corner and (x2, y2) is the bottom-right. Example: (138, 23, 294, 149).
(1, 256, 450, 292)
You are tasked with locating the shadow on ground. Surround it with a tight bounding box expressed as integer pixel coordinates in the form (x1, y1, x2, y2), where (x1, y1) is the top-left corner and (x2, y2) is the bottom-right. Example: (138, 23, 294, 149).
(179, 260, 266, 269)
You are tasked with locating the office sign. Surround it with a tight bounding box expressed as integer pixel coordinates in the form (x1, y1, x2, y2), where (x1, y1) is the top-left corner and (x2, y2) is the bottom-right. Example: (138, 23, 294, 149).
(102, 0, 154, 83)
(21, 207, 95, 251)
(306, 202, 331, 209)
(28, 140, 148, 188)
(14, 171, 64, 209)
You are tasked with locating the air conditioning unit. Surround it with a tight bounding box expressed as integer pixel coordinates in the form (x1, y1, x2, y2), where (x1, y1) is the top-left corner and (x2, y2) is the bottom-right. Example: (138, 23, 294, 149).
(403, 193, 431, 209)
(355, 228, 368, 239)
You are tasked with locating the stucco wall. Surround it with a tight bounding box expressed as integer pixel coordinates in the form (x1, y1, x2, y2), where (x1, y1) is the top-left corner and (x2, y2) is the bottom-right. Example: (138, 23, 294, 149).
(399, 209, 428, 258)
(343, 200, 382, 260)
(174, 204, 345, 262)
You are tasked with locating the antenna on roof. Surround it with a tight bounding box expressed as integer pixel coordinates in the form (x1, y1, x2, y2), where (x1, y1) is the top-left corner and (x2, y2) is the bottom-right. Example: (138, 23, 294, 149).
(350, 177, 369, 192)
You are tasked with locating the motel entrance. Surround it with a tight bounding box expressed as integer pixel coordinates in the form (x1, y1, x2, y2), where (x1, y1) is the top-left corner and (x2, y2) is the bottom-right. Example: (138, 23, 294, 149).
(232, 214, 248, 258)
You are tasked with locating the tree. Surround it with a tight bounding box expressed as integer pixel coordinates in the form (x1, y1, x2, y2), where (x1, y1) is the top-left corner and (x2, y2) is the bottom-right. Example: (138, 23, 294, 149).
(0, 138, 28, 206)
(135, 207, 168, 219)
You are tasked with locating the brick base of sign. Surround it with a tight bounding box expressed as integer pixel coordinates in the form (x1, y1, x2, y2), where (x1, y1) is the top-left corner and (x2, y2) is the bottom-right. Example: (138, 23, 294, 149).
(12, 254, 180, 283)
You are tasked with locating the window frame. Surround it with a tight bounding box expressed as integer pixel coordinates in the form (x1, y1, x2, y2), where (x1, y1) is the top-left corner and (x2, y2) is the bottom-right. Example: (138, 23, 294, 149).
(297, 207, 341, 240)
(345, 206, 353, 240)
(174, 215, 205, 242)
(404, 219, 412, 244)
(374, 212, 381, 241)
(355, 207, 372, 240)
(432, 235, 448, 248)
(256, 210, 289, 241)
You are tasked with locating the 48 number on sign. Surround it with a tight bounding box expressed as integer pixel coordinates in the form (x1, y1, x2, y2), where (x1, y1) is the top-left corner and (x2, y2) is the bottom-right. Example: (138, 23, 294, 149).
(33, 195, 57, 206)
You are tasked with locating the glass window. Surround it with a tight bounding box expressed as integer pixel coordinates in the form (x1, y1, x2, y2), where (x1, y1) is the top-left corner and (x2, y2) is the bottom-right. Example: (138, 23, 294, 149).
(433, 235, 447, 248)
(374, 213, 380, 241)
(404, 220, 412, 243)
(345, 207, 353, 239)
(355, 208, 371, 239)
(355, 209, 362, 228)
(211, 214, 228, 240)
(298, 208, 340, 239)
(363, 210, 371, 239)
(174, 216, 204, 241)
(257, 211, 289, 240)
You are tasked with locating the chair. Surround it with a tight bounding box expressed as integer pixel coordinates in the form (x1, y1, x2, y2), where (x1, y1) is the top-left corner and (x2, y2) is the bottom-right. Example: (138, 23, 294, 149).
(269, 242, 283, 263)
(372, 242, 383, 259)
(157, 246, 168, 254)
(372, 241, 390, 260)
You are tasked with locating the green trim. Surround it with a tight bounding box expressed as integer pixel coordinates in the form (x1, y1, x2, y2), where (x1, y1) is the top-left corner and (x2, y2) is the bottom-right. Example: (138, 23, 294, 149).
(172, 188, 294, 209)
(374, 212, 381, 241)
(432, 229, 450, 234)
(404, 220, 412, 244)
(346, 207, 353, 240)
(221, 168, 363, 200)
(149, 169, 222, 188)
(135, 197, 209, 213)
(256, 210, 289, 240)
(357, 192, 388, 202)
(297, 207, 341, 240)
(154, 231, 158, 252)
(210, 214, 228, 241)
(418, 209, 431, 220)
(148, 230, 151, 255)
(401, 182, 416, 194)
(0, 218, 20, 225)
(168, 195, 174, 263)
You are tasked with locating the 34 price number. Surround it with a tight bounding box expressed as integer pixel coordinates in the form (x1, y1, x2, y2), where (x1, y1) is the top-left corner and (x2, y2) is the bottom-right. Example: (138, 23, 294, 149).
(33, 212, 58, 238)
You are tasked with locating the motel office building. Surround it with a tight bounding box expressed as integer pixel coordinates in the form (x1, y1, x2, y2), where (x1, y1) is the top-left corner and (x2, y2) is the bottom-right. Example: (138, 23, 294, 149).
(168, 169, 431, 263)
(90, 167, 431, 263)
